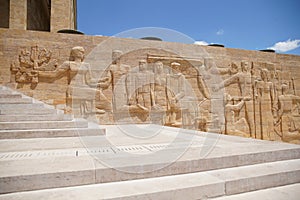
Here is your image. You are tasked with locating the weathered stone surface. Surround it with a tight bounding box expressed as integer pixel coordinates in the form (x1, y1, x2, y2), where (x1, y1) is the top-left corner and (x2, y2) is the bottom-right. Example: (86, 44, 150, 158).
(9, 0, 27, 30)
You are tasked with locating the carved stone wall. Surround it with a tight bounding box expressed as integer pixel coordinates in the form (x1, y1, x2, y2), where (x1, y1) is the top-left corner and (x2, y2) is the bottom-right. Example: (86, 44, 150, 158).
(1, 29, 300, 144)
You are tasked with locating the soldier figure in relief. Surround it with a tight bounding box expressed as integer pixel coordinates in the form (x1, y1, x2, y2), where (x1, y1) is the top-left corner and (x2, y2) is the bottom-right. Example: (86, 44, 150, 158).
(39, 46, 108, 116)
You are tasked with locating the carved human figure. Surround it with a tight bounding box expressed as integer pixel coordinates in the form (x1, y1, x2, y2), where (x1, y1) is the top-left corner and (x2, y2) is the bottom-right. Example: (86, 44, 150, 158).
(134, 59, 155, 110)
(215, 61, 255, 137)
(39, 46, 108, 116)
(273, 70, 282, 99)
(165, 62, 185, 125)
(165, 62, 196, 127)
(104, 50, 130, 111)
(215, 62, 239, 76)
(275, 83, 300, 142)
(152, 61, 168, 110)
(224, 94, 250, 137)
(147, 61, 169, 124)
(124, 60, 154, 122)
(255, 68, 275, 140)
(195, 58, 212, 99)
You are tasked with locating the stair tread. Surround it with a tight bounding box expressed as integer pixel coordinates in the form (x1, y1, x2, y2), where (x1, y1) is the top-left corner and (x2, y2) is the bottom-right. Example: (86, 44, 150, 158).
(0, 119, 88, 130)
(212, 183, 300, 200)
(0, 158, 299, 198)
(0, 114, 72, 122)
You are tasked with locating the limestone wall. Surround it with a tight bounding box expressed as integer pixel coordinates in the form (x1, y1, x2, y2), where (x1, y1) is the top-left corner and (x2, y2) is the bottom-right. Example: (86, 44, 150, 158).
(1, 28, 300, 143)
(50, 0, 77, 32)
(9, 0, 27, 30)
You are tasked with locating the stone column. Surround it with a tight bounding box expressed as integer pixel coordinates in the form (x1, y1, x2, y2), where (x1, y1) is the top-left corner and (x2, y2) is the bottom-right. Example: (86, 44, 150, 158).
(51, 0, 76, 32)
(9, 0, 27, 30)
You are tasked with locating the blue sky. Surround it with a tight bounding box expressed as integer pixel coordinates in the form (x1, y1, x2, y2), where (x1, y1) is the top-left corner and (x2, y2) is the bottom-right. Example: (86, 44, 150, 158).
(77, 0, 300, 55)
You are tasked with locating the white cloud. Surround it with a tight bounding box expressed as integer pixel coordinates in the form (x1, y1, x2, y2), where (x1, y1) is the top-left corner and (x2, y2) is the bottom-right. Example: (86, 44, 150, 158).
(216, 29, 224, 35)
(194, 41, 209, 46)
(268, 39, 300, 52)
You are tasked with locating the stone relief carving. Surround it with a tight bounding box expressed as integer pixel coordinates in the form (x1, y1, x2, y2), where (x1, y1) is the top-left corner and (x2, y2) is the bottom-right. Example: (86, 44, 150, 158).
(152, 61, 168, 111)
(212, 60, 299, 143)
(10, 46, 58, 89)
(38, 46, 109, 117)
(146, 54, 210, 129)
(214, 61, 255, 138)
(272, 81, 300, 142)
(224, 93, 250, 137)
(9, 46, 299, 143)
(104, 50, 130, 112)
(108, 56, 199, 127)
(126, 59, 155, 122)
(255, 68, 276, 140)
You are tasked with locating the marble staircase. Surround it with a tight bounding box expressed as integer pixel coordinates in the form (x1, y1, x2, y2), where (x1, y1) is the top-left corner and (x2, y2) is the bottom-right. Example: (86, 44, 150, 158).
(0, 86, 105, 139)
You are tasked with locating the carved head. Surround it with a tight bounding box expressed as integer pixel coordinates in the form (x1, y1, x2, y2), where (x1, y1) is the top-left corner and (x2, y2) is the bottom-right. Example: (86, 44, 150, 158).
(230, 62, 239, 74)
(70, 46, 85, 62)
(154, 61, 164, 74)
(171, 62, 181, 73)
(138, 59, 147, 72)
(204, 58, 214, 70)
(260, 68, 270, 81)
(281, 82, 289, 95)
(274, 70, 281, 80)
(112, 50, 123, 64)
(224, 93, 233, 104)
(241, 61, 250, 72)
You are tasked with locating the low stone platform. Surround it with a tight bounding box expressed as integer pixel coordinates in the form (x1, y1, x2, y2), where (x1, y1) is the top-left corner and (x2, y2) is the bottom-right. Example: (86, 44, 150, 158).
(0, 125, 299, 198)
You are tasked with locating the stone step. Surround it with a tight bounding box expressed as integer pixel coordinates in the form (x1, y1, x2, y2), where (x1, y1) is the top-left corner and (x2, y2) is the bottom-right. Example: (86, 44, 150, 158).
(0, 119, 88, 130)
(0, 90, 16, 95)
(0, 94, 22, 99)
(0, 107, 57, 115)
(0, 169, 224, 199)
(0, 159, 299, 197)
(0, 103, 45, 110)
(0, 136, 104, 152)
(206, 159, 300, 195)
(211, 183, 300, 200)
(0, 114, 72, 122)
(0, 126, 105, 139)
(0, 98, 32, 104)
